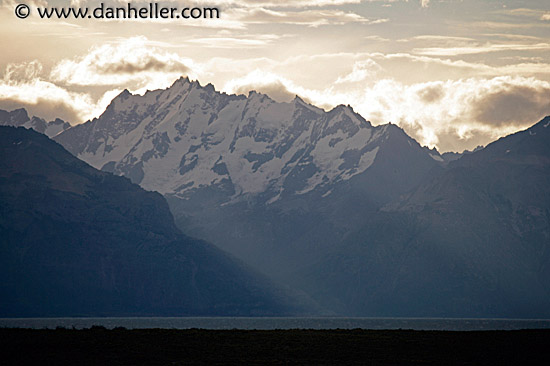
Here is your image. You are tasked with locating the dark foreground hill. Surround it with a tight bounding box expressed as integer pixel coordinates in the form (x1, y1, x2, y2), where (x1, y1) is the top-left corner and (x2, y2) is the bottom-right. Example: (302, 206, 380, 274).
(0, 126, 303, 317)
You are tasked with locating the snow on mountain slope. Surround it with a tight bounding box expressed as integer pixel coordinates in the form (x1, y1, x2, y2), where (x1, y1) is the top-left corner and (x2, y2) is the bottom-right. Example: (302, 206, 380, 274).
(56, 77, 425, 203)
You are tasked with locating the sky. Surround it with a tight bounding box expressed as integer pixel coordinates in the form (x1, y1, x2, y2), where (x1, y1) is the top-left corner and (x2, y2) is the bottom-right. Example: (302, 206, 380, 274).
(0, 0, 549, 152)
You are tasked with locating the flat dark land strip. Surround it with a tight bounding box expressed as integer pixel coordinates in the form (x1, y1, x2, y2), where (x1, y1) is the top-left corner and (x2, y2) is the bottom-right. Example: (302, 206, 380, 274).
(1, 328, 550, 365)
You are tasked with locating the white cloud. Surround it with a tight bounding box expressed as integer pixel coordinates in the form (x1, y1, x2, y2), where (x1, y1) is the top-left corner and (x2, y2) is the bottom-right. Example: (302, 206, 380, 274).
(50, 36, 196, 91)
(335, 59, 382, 84)
(0, 60, 146, 124)
(230, 8, 386, 27)
(0, 61, 94, 123)
(223, 70, 301, 102)
(275, 51, 550, 90)
(504, 8, 550, 20)
(414, 42, 550, 56)
(186, 34, 280, 48)
(347, 76, 550, 152)
(2, 61, 43, 82)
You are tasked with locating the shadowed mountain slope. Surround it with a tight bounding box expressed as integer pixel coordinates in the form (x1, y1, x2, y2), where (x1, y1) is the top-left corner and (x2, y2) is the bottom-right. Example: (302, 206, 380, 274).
(297, 117, 550, 317)
(0, 126, 306, 317)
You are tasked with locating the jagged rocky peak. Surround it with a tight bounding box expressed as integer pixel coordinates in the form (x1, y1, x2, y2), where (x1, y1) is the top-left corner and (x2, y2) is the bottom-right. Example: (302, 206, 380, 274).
(0, 107, 29, 124)
(0, 108, 26, 125)
(293, 94, 304, 102)
(247, 89, 264, 98)
(173, 75, 191, 85)
(51, 118, 67, 126)
(330, 104, 354, 112)
(0, 107, 70, 138)
(107, 89, 136, 111)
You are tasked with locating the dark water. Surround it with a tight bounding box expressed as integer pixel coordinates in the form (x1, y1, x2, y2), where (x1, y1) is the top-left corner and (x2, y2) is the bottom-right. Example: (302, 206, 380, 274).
(2, 317, 550, 330)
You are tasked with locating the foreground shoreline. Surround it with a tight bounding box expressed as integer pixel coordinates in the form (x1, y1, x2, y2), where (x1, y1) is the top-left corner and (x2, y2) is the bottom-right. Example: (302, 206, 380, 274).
(2, 328, 550, 365)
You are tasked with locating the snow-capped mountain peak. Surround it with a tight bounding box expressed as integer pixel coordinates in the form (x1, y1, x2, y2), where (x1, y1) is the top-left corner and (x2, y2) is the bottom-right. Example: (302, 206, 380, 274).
(55, 78, 438, 204)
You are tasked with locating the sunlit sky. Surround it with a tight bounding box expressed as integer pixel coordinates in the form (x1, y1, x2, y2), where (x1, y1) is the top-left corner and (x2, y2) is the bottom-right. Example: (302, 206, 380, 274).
(1, 0, 549, 152)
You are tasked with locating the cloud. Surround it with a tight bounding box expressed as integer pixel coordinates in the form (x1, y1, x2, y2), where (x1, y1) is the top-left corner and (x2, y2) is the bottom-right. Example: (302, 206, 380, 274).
(335, 59, 382, 84)
(413, 42, 550, 56)
(240, 0, 362, 6)
(302, 52, 550, 89)
(417, 84, 443, 103)
(364, 35, 390, 42)
(471, 82, 550, 127)
(0, 96, 81, 124)
(464, 21, 541, 30)
(421, 0, 430, 8)
(164, 0, 363, 7)
(96, 57, 188, 75)
(481, 34, 544, 42)
(50, 37, 195, 90)
(346, 77, 550, 152)
(224, 71, 300, 102)
(230, 8, 386, 27)
(2, 61, 43, 82)
(503, 8, 550, 20)
(186, 34, 281, 48)
(0, 61, 94, 123)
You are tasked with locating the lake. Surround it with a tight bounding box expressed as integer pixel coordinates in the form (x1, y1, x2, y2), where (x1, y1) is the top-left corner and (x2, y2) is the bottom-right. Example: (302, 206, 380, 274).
(2, 317, 550, 330)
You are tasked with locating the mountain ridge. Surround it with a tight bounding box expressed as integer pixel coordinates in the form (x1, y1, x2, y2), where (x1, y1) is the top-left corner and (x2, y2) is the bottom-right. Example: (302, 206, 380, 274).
(0, 108, 71, 138)
(54, 77, 445, 200)
(0, 126, 309, 317)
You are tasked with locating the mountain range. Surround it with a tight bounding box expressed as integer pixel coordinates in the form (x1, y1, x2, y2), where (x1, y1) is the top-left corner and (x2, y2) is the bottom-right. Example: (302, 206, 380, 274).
(1, 108, 70, 138)
(53, 78, 445, 278)
(2, 76, 549, 317)
(0, 126, 306, 317)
